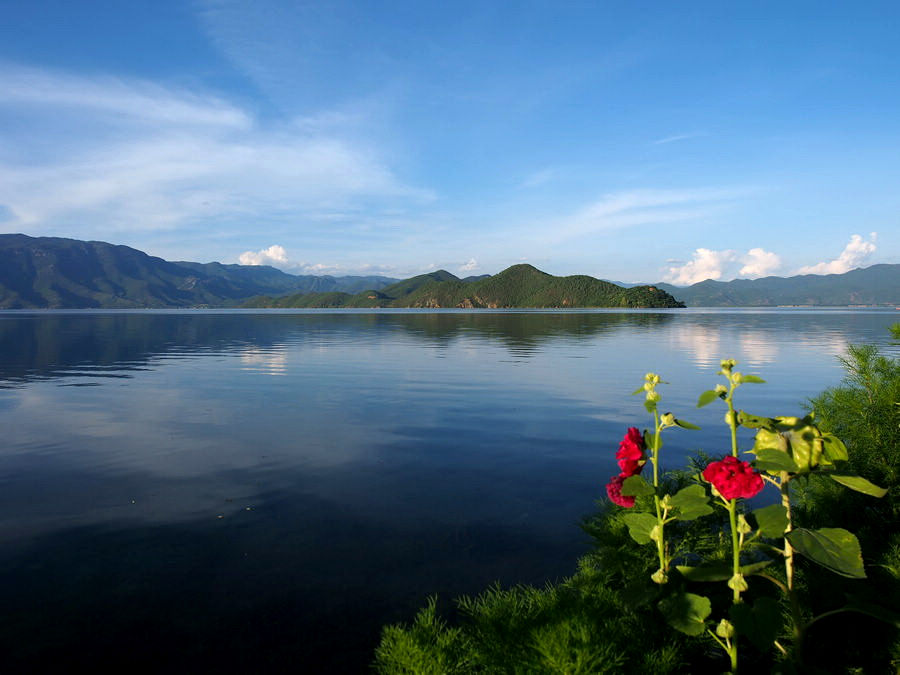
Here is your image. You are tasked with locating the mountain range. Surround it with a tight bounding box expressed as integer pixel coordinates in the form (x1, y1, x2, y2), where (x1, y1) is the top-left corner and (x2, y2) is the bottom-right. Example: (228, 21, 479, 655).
(242, 265, 683, 308)
(1, 233, 897, 308)
(0, 234, 395, 308)
(653, 265, 900, 306)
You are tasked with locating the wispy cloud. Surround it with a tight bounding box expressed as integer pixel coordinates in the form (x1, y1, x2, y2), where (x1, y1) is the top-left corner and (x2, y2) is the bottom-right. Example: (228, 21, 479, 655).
(519, 167, 558, 189)
(0, 64, 432, 237)
(0, 63, 250, 129)
(796, 233, 877, 275)
(651, 132, 707, 146)
(543, 187, 751, 245)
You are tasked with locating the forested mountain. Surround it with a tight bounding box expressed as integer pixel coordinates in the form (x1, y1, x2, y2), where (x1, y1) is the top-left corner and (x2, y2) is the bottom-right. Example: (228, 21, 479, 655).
(0, 234, 396, 308)
(3, 233, 894, 309)
(657, 264, 900, 306)
(243, 264, 684, 309)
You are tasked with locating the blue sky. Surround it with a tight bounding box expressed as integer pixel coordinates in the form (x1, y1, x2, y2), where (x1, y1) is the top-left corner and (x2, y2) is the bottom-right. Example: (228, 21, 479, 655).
(1, 1, 898, 283)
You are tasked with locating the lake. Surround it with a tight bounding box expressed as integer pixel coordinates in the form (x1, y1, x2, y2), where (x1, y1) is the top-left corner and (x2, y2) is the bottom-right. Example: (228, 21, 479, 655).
(0, 309, 896, 672)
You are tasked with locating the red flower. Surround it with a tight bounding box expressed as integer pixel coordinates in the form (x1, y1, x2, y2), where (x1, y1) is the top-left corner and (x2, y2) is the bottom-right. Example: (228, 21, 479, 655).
(702, 456, 764, 500)
(616, 427, 646, 477)
(606, 474, 635, 508)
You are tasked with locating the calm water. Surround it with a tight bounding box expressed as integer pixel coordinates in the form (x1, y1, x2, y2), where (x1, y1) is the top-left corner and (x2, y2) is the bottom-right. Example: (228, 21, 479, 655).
(0, 309, 897, 672)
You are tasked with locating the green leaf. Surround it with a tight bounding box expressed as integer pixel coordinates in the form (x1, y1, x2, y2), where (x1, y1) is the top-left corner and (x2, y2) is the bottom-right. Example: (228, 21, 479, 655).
(752, 503, 789, 537)
(677, 560, 772, 582)
(842, 597, 900, 628)
(669, 484, 713, 521)
(643, 430, 661, 452)
(658, 592, 711, 636)
(738, 411, 774, 429)
(622, 512, 659, 545)
(740, 560, 774, 576)
(821, 434, 849, 463)
(730, 597, 782, 652)
(829, 473, 888, 498)
(631, 386, 646, 395)
(621, 475, 655, 497)
(740, 375, 766, 384)
(786, 528, 866, 579)
(677, 562, 731, 582)
(752, 427, 788, 452)
(644, 399, 657, 414)
(785, 428, 821, 472)
(697, 390, 720, 408)
(752, 448, 799, 473)
(674, 418, 701, 430)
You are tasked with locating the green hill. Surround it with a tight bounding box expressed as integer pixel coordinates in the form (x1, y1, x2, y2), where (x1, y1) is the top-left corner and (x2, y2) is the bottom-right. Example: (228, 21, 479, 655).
(245, 264, 684, 309)
(379, 270, 462, 299)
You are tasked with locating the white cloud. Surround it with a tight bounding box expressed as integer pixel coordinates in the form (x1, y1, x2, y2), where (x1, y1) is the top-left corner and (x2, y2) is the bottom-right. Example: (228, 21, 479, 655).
(664, 245, 784, 285)
(0, 65, 432, 236)
(739, 248, 781, 278)
(796, 233, 877, 275)
(459, 258, 478, 273)
(238, 245, 289, 267)
(664, 248, 737, 285)
(236, 249, 400, 276)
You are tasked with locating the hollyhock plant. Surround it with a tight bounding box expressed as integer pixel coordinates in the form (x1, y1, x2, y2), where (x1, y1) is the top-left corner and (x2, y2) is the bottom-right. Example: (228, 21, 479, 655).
(606, 428, 647, 508)
(605, 474, 635, 508)
(702, 456, 764, 500)
(595, 359, 887, 673)
(616, 426, 646, 476)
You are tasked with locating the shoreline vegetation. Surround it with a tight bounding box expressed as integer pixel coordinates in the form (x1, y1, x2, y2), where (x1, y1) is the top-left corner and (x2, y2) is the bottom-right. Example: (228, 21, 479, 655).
(373, 327, 900, 674)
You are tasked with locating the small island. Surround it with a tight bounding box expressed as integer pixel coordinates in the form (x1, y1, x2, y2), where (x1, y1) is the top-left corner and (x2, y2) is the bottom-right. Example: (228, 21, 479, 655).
(241, 264, 685, 309)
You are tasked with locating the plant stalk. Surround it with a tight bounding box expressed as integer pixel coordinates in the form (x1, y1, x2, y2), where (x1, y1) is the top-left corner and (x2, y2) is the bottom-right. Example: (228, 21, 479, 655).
(652, 409, 667, 580)
(726, 389, 739, 457)
(780, 472, 803, 659)
(727, 499, 742, 604)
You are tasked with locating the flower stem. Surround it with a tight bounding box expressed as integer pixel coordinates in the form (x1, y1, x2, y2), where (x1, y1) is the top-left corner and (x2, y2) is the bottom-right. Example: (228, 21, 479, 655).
(780, 472, 804, 660)
(707, 630, 738, 674)
(727, 499, 742, 604)
(726, 390, 739, 458)
(651, 409, 667, 581)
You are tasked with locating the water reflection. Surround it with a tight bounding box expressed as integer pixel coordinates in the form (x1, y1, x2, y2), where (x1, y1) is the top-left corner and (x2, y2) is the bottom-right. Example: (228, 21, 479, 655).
(4, 309, 894, 387)
(239, 346, 289, 375)
(0, 311, 684, 385)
